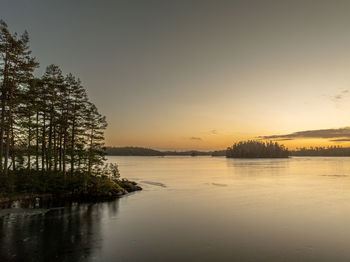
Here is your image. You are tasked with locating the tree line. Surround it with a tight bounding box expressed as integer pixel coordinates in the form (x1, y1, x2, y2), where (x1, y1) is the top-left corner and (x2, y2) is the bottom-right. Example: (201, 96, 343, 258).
(291, 146, 350, 156)
(0, 20, 107, 176)
(105, 146, 222, 156)
(226, 140, 289, 158)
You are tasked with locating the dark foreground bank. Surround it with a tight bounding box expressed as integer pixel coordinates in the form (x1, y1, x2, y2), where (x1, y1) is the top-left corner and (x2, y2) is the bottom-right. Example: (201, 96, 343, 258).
(0, 170, 142, 208)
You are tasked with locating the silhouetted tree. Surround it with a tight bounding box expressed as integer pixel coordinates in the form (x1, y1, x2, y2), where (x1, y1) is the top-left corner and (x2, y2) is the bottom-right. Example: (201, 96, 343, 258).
(291, 146, 350, 156)
(0, 20, 108, 176)
(226, 140, 289, 158)
(0, 20, 38, 174)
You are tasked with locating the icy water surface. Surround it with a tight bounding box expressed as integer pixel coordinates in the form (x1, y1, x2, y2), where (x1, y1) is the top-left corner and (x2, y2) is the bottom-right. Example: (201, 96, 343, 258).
(2, 156, 350, 261)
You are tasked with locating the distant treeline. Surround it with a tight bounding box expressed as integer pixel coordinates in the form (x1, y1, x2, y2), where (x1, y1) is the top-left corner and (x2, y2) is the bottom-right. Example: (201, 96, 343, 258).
(226, 140, 289, 158)
(106, 145, 350, 158)
(106, 147, 163, 156)
(105, 147, 225, 156)
(291, 146, 350, 156)
(211, 150, 226, 156)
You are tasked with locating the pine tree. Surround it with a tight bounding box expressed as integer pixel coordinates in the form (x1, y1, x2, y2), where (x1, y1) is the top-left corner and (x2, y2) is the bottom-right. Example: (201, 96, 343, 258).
(0, 20, 108, 177)
(0, 21, 38, 174)
(42, 65, 64, 172)
(84, 102, 107, 175)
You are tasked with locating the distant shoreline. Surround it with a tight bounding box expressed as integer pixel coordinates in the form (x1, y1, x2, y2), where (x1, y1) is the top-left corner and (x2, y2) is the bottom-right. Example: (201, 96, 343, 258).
(105, 146, 225, 157)
(106, 146, 350, 157)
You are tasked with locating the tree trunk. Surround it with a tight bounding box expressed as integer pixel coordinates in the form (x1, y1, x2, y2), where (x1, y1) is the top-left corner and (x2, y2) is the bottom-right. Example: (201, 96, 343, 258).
(42, 113, 46, 173)
(70, 112, 76, 175)
(88, 128, 94, 175)
(53, 124, 57, 171)
(62, 131, 66, 175)
(27, 113, 31, 170)
(58, 126, 62, 171)
(35, 112, 39, 170)
(4, 84, 14, 175)
(0, 50, 9, 173)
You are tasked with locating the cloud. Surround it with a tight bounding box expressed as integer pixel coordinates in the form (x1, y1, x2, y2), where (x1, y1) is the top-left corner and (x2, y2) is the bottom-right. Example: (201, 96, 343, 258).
(210, 129, 218, 135)
(329, 138, 350, 142)
(259, 127, 350, 141)
(270, 138, 294, 141)
(331, 89, 349, 102)
(257, 137, 293, 141)
(190, 136, 202, 141)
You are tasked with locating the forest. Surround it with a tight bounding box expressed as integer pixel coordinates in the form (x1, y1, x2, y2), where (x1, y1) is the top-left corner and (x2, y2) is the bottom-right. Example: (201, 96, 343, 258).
(291, 146, 350, 156)
(105, 146, 223, 156)
(226, 140, 290, 158)
(0, 20, 140, 200)
(106, 145, 350, 158)
(106, 147, 164, 156)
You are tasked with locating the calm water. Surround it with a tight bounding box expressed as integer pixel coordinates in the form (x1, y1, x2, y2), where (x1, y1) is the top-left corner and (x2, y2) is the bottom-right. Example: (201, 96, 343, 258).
(2, 156, 350, 261)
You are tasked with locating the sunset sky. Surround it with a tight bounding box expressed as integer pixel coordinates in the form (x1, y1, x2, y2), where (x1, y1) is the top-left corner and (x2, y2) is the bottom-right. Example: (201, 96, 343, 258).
(2, 0, 350, 150)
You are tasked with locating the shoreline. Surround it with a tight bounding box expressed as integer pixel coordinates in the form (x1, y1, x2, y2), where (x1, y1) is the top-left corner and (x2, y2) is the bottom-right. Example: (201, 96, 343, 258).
(0, 176, 142, 209)
(0, 184, 142, 209)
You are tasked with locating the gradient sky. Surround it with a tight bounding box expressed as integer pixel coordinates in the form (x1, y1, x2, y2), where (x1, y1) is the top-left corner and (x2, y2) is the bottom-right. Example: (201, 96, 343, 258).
(2, 0, 350, 150)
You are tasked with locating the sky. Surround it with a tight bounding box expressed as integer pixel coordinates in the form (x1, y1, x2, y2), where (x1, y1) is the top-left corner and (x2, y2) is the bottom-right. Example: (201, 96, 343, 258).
(2, 0, 350, 150)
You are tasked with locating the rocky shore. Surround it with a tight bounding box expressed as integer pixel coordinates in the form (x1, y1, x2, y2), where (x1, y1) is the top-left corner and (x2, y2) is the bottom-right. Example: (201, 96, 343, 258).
(0, 177, 142, 209)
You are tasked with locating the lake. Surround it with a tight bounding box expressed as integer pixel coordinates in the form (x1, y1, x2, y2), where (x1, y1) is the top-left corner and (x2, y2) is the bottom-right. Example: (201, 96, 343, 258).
(2, 156, 350, 261)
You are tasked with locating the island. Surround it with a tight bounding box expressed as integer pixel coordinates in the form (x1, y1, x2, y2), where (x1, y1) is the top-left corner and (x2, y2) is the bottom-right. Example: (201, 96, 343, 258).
(226, 140, 290, 158)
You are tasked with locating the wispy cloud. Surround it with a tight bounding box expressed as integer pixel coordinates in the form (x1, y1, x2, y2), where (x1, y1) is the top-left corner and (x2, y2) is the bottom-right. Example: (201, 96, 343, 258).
(269, 138, 294, 141)
(329, 138, 350, 142)
(210, 129, 218, 135)
(259, 127, 350, 141)
(331, 89, 349, 102)
(190, 136, 202, 141)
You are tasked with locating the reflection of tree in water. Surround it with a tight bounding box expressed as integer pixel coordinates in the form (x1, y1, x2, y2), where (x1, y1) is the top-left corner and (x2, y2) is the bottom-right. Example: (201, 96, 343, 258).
(0, 200, 120, 262)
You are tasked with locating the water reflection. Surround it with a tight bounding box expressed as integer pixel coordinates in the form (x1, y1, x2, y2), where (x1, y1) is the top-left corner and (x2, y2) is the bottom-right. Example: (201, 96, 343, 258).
(226, 158, 290, 177)
(3, 157, 350, 261)
(0, 201, 119, 262)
